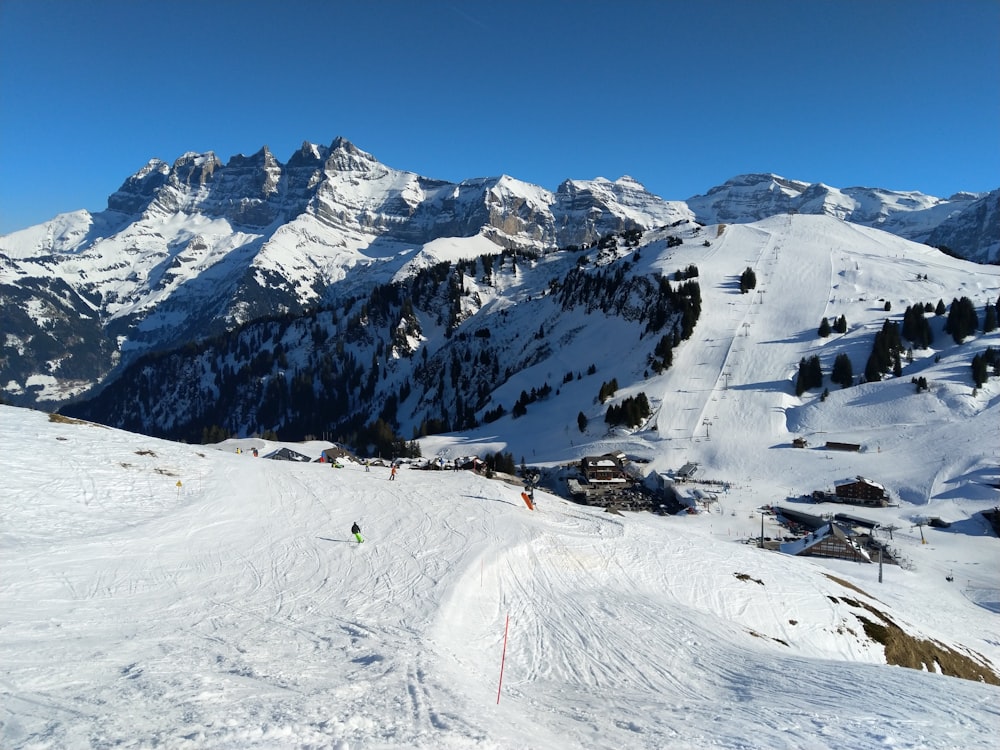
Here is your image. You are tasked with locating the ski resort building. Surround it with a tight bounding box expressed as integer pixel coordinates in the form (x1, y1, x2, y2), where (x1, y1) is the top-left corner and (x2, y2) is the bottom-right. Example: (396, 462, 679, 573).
(579, 454, 629, 484)
(779, 523, 872, 564)
(264, 447, 312, 462)
(676, 462, 700, 481)
(834, 476, 890, 507)
(825, 441, 862, 452)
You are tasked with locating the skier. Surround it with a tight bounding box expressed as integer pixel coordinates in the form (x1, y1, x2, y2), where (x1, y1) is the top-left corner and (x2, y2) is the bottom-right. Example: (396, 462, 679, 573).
(351, 521, 363, 544)
(389, 465, 397, 481)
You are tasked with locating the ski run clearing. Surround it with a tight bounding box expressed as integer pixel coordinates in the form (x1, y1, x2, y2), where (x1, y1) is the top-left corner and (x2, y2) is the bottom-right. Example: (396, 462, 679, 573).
(3, 213, 1000, 749)
(1, 404, 998, 750)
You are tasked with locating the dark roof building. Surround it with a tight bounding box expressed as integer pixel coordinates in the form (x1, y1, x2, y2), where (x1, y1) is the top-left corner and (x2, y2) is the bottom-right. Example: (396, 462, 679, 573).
(264, 447, 313, 462)
(676, 462, 699, 481)
(834, 476, 890, 507)
(580, 455, 628, 484)
(780, 523, 872, 563)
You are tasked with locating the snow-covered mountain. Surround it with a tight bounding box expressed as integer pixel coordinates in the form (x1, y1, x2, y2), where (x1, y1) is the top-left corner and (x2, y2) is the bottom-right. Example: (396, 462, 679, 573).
(0, 138, 688, 406)
(2, 328, 999, 749)
(1, 138, 996, 412)
(686, 173, 998, 261)
(4, 163, 1000, 746)
(927, 188, 1000, 263)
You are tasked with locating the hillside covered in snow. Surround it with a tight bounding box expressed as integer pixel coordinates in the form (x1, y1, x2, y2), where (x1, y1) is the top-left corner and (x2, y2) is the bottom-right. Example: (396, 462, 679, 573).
(1, 138, 996, 412)
(3, 137, 1000, 749)
(1, 404, 998, 749)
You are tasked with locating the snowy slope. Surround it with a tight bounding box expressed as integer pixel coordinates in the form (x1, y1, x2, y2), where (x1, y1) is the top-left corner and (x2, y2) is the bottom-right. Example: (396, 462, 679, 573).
(1, 405, 998, 749)
(685, 174, 982, 247)
(418, 213, 1000, 610)
(3, 139, 995, 410)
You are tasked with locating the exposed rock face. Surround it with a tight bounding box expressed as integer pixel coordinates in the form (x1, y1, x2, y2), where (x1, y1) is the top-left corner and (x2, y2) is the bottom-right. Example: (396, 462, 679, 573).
(927, 189, 1000, 264)
(1, 139, 996, 409)
(685, 173, 985, 249)
(107, 159, 171, 214)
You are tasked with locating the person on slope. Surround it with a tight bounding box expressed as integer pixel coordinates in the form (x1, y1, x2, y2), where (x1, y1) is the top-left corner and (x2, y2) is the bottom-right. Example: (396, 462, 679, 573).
(389, 464, 397, 481)
(351, 522, 364, 544)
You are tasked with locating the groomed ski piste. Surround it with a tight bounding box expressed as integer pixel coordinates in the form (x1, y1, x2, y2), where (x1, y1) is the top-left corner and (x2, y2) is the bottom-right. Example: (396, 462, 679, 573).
(2, 403, 999, 750)
(4, 213, 1000, 748)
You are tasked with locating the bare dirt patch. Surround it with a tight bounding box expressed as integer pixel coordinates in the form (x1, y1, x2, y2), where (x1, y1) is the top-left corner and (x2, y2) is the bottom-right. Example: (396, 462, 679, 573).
(825, 576, 999, 685)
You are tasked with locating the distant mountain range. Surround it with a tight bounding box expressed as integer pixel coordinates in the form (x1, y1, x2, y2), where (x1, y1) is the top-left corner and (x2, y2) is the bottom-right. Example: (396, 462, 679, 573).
(1, 137, 997, 435)
(688, 173, 998, 260)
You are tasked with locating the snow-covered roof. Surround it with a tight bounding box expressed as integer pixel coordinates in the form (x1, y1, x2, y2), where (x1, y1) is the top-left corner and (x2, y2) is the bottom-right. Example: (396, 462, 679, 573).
(780, 523, 872, 563)
(837, 476, 886, 491)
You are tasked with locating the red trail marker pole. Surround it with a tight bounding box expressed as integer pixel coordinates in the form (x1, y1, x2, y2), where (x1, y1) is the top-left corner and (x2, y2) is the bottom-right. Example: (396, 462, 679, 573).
(496, 614, 510, 704)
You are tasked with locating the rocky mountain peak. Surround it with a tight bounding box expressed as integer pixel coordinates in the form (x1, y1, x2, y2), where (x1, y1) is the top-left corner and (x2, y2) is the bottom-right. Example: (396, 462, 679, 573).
(170, 152, 222, 187)
(326, 137, 379, 173)
(287, 141, 327, 168)
(106, 159, 171, 214)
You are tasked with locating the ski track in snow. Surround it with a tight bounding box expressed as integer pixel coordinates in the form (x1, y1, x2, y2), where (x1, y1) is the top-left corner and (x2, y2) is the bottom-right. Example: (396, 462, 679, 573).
(4, 215, 1000, 748)
(4, 409, 998, 749)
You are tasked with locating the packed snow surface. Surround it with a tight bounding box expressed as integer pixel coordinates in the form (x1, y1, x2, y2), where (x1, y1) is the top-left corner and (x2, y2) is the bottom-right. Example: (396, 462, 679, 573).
(2, 405, 998, 749)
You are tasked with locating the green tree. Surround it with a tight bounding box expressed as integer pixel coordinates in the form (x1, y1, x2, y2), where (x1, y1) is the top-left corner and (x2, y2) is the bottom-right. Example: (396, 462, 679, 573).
(485, 451, 515, 475)
(818, 317, 831, 338)
(795, 355, 823, 395)
(902, 305, 933, 349)
(831, 353, 853, 389)
(652, 334, 674, 373)
(598, 379, 619, 403)
(945, 296, 978, 344)
(983, 303, 997, 333)
(864, 352, 883, 383)
(972, 354, 988, 388)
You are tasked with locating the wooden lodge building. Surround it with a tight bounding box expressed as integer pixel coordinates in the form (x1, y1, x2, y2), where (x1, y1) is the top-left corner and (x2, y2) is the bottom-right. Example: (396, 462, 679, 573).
(579, 454, 629, 484)
(825, 441, 862, 452)
(834, 476, 890, 507)
(779, 523, 872, 564)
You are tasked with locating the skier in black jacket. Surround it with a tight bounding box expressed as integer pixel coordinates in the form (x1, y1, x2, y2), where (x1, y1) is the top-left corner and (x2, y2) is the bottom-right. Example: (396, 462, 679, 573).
(351, 522, 363, 544)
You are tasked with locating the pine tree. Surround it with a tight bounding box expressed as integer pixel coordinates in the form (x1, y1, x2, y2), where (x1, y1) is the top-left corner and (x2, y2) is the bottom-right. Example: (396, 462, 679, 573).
(512, 396, 527, 418)
(832, 353, 853, 388)
(795, 355, 822, 395)
(903, 305, 934, 349)
(946, 297, 979, 344)
(808, 355, 822, 389)
(598, 379, 619, 403)
(972, 354, 988, 388)
(818, 317, 831, 338)
(983, 303, 997, 333)
(864, 352, 883, 383)
(795, 358, 809, 396)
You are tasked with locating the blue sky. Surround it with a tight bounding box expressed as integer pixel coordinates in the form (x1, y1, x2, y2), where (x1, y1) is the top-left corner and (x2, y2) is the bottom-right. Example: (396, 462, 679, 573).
(1, 0, 997, 235)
